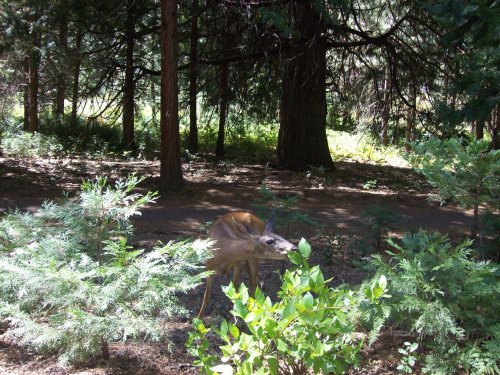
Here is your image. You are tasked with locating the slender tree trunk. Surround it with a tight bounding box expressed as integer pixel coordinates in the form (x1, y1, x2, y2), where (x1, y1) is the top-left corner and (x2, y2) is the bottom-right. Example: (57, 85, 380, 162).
(160, 0, 184, 191)
(188, 0, 199, 154)
(475, 120, 484, 140)
(101, 339, 109, 360)
(122, 0, 137, 152)
(23, 55, 29, 131)
(28, 29, 41, 133)
(381, 68, 391, 146)
(151, 80, 158, 127)
(70, 28, 82, 133)
(492, 106, 500, 150)
(277, 1, 334, 171)
(405, 81, 417, 153)
(215, 13, 234, 160)
(55, 4, 68, 119)
(215, 60, 229, 159)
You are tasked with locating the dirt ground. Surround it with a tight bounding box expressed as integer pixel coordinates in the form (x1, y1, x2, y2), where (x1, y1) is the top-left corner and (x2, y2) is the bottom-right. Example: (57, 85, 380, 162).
(0, 155, 475, 374)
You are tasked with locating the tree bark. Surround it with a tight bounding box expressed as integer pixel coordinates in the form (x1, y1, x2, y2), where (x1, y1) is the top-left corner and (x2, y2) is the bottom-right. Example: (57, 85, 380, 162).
(70, 28, 82, 134)
(122, 0, 137, 152)
(215, 59, 229, 159)
(405, 80, 417, 153)
(23, 55, 29, 131)
(160, 0, 184, 191)
(492, 106, 500, 149)
(188, 0, 199, 154)
(55, 3, 68, 119)
(28, 28, 41, 133)
(381, 68, 391, 146)
(215, 13, 234, 160)
(277, 1, 334, 171)
(475, 120, 484, 140)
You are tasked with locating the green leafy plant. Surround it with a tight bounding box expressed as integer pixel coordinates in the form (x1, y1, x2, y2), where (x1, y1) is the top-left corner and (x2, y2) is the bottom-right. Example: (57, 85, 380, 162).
(397, 342, 419, 374)
(408, 138, 500, 241)
(361, 204, 399, 252)
(187, 239, 389, 375)
(0, 176, 211, 365)
(0, 129, 64, 158)
(372, 231, 500, 374)
(362, 179, 378, 190)
(322, 233, 348, 265)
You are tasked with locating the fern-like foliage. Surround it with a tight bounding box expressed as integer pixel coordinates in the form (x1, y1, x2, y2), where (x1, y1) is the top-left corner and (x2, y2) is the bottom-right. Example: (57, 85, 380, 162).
(0, 176, 212, 365)
(372, 231, 500, 374)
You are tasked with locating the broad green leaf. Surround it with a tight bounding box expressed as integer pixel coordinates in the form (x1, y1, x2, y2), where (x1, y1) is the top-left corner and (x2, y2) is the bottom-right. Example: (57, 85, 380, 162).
(229, 323, 240, 338)
(298, 238, 311, 258)
(276, 338, 288, 353)
(233, 300, 248, 318)
(378, 275, 387, 291)
(282, 301, 296, 320)
(266, 356, 278, 375)
(302, 292, 314, 309)
(220, 320, 228, 336)
(288, 251, 302, 265)
(210, 364, 234, 375)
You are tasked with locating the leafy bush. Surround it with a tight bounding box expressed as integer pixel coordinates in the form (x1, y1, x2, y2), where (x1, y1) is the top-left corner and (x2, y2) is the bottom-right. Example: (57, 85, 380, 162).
(361, 204, 399, 252)
(371, 231, 500, 374)
(408, 137, 500, 240)
(397, 342, 419, 374)
(187, 239, 389, 374)
(327, 130, 405, 166)
(0, 176, 211, 365)
(0, 125, 64, 158)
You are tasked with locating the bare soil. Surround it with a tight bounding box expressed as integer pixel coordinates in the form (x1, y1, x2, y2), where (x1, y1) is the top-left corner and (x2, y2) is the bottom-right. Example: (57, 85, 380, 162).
(0, 155, 475, 374)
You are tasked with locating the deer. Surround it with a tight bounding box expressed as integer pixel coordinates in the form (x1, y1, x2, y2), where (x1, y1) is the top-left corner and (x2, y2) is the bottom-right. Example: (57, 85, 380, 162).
(197, 211, 297, 317)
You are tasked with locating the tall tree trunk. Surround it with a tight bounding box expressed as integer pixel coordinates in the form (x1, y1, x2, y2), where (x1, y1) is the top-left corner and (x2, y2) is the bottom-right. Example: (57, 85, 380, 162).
(277, 1, 334, 171)
(215, 60, 229, 159)
(215, 13, 234, 160)
(28, 29, 41, 133)
(492, 106, 500, 149)
(475, 120, 484, 140)
(55, 3, 68, 119)
(122, 0, 137, 152)
(381, 68, 391, 146)
(160, 0, 184, 191)
(188, 0, 199, 154)
(70, 28, 82, 134)
(405, 80, 417, 153)
(23, 55, 29, 131)
(151, 80, 158, 127)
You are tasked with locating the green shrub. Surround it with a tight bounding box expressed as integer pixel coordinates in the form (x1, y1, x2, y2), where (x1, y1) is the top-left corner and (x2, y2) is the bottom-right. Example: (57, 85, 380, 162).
(0, 127, 64, 158)
(361, 204, 399, 252)
(408, 137, 500, 241)
(187, 239, 389, 375)
(371, 231, 500, 374)
(327, 131, 405, 166)
(0, 176, 211, 365)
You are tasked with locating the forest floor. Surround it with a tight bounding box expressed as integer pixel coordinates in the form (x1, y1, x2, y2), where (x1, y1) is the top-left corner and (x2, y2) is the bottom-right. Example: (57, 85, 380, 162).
(0, 155, 476, 374)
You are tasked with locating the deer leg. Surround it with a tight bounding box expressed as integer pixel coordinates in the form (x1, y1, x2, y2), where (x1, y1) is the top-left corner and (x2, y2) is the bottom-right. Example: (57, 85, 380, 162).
(247, 258, 259, 298)
(197, 274, 214, 318)
(233, 262, 242, 291)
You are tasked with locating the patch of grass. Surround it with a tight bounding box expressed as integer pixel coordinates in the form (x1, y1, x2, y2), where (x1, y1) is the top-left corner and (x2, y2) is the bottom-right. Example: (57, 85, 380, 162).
(328, 131, 407, 166)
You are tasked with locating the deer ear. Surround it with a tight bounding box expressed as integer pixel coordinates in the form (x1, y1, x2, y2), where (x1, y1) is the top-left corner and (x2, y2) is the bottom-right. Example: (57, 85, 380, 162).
(264, 211, 275, 233)
(233, 218, 251, 237)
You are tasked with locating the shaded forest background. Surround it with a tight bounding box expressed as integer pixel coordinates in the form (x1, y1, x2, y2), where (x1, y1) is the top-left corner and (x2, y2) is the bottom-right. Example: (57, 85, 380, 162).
(0, 1, 500, 374)
(0, 0, 498, 189)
